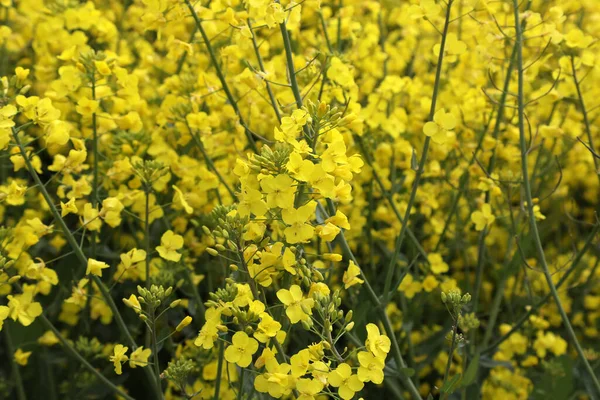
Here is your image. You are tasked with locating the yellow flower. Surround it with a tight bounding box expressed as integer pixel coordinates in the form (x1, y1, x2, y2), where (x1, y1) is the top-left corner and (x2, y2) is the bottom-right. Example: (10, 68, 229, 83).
(365, 323, 391, 358)
(422, 275, 439, 292)
(110, 344, 129, 375)
(60, 197, 78, 217)
(75, 97, 99, 116)
(423, 108, 456, 144)
(357, 351, 384, 384)
(281, 201, 316, 244)
(428, 253, 449, 275)
(156, 230, 184, 262)
(471, 203, 495, 231)
(276, 285, 314, 324)
(254, 313, 281, 343)
(0, 305, 10, 331)
(86, 258, 110, 277)
(260, 174, 296, 210)
(123, 294, 142, 313)
(225, 331, 259, 368)
(37, 330, 60, 346)
(342, 260, 364, 289)
(7, 288, 43, 326)
(173, 185, 193, 214)
(328, 363, 364, 400)
(129, 347, 151, 368)
(14, 348, 32, 366)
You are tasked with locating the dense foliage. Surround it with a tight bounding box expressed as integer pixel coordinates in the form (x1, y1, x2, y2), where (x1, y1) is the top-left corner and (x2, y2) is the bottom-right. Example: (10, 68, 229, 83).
(0, 0, 599, 399)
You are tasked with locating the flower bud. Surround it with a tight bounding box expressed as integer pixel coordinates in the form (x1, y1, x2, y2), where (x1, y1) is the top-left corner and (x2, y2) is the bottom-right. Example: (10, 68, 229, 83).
(176, 316, 192, 332)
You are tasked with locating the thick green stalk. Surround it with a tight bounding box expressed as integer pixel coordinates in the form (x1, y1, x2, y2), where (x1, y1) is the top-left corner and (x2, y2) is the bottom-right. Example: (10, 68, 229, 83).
(183, 0, 258, 152)
(382, 0, 455, 304)
(512, 2, 600, 395)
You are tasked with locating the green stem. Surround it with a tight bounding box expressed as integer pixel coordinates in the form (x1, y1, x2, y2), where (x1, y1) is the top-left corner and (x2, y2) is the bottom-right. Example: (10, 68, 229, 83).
(213, 340, 225, 400)
(11, 128, 160, 397)
(571, 56, 600, 186)
(39, 315, 135, 400)
(151, 310, 163, 399)
(316, 201, 422, 400)
(4, 327, 26, 400)
(441, 321, 458, 400)
(188, 123, 237, 201)
(512, 2, 600, 395)
(382, 0, 454, 304)
(248, 19, 282, 122)
(279, 20, 303, 110)
(183, 0, 258, 152)
(355, 135, 428, 260)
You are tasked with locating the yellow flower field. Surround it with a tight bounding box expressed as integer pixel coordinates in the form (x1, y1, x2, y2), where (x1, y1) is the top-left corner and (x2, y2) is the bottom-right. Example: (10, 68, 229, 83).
(0, 0, 599, 399)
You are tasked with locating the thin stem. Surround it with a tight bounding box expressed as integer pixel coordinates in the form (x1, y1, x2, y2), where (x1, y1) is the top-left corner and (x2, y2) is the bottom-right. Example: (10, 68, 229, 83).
(279, 20, 303, 110)
(183, 0, 258, 152)
(248, 19, 282, 122)
(382, 0, 455, 304)
(441, 322, 458, 400)
(512, 1, 600, 395)
(39, 314, 135, 400)
(571, 56, 600, 186)
(213, 340, 225, 400)
(151, 310, 163, 398)
(11, 128, 160, 397)
(4, 327, 26, 400)
(188, 123, 237, 201)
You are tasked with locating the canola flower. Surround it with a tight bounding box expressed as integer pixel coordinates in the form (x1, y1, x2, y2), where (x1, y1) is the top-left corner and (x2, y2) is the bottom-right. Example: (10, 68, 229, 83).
(0, 0, 598, 399)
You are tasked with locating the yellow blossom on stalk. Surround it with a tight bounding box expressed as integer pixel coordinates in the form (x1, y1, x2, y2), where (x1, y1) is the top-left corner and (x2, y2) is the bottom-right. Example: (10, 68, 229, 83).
(281, 201, 316, 244)
(14, 348, 32, 366)
(428, 253, 449, 275)
(365, 323, 391, 358)
(7, 288, 42, 327)
(110, 344, 128, 375)
(75, 98, 99, 116)
(357, 351, 385, 384)
(129, 347, 151, 368)
(260, 174, 296, 209)
(224, 331, 259, 368)
(156, 230, 184, 262)
(60, 197, 78, 217)
(38, 330, 59, 346)
(471, 203, 495, 231)
(423, 108, 456, 144)
(277, 285, 314, 324)
(342, 260, 364, 289)
(173, 185, 193, 214)
(328, 363, 364, 400)
(86, 258, 110, 277)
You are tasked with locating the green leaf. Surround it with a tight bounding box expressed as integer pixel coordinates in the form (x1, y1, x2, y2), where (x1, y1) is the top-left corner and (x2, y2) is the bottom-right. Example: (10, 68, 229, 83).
(441, 373, 462, 394)
(461, 353, 480, 387)
(399, 367, 416, 377)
